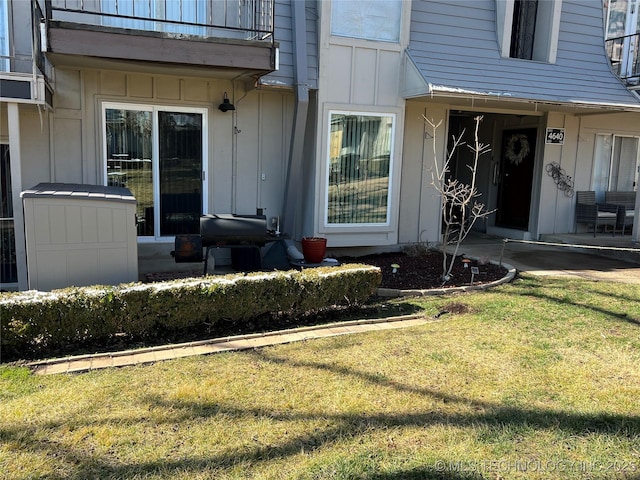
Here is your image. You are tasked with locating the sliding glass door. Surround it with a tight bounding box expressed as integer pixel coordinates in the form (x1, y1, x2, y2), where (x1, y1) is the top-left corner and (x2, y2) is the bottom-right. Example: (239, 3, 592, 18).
(0, 144, 16, 284)
(104, 104, 206, 238)
(158, 112, 203, 235)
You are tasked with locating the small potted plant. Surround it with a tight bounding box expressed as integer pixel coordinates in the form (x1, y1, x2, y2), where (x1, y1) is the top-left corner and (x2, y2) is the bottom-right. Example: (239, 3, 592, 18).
(301, 237, 327, 263)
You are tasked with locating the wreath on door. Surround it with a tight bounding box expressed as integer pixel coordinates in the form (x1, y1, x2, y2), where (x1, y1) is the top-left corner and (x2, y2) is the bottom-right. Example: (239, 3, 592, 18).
(505, 133, 530, 166)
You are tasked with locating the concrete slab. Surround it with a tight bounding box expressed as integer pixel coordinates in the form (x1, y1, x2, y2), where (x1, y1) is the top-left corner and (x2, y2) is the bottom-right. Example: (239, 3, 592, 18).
(454, 233, 640, 284)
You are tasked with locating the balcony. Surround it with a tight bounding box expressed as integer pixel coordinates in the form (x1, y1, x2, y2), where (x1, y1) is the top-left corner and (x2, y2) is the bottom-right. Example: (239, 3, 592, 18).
(38, 0, 276, 75)
(0, 1, 52, 107)
(606, 33, 640, 89)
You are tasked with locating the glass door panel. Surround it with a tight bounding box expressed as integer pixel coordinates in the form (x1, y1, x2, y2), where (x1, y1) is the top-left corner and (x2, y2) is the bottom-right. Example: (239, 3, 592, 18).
(0, 144, 16, 283)
(158, 112, 203, 236)
(611, 136, 640, 191)
(105, 108, 154, 236)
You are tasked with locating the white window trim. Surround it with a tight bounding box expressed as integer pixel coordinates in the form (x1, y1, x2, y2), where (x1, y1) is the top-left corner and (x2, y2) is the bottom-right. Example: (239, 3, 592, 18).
(101, 102, 209, 241)
(592, 133, 640, 195)
(322, 110, 396, 229)
(496, 0, 562, 63)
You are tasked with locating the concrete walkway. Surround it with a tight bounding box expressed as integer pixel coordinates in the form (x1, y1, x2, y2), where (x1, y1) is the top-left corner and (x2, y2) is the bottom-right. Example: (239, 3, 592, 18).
(455, 233, 640, 284)
(26, 233, 640, 375)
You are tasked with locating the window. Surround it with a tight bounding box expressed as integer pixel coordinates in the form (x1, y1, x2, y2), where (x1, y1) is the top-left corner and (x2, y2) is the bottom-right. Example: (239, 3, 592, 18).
(592, 134, 640, 202)
(326, 112, 395, 225)
(331, 0, 402, 43)
(0, 0, 9, 71)
(604, 0, 639, 80)
(0, 144, 17, 283)
(104, 104, 207, 238)
(510, 0, 538, 59)
(497, 0, 561, 63)
(605, 0, 639, 39)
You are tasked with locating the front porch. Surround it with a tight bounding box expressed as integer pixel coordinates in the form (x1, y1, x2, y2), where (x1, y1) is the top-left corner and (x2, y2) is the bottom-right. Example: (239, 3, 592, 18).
(539, 233, 640, 266)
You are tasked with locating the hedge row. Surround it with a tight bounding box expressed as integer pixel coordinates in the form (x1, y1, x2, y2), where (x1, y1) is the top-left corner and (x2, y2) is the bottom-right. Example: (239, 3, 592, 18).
(1, 264, 381, 361)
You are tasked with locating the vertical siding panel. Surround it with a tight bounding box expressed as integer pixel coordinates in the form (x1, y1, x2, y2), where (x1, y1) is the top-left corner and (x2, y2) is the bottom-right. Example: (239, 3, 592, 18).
(263, 0, 318, 89)
(353, 48, 377, 106)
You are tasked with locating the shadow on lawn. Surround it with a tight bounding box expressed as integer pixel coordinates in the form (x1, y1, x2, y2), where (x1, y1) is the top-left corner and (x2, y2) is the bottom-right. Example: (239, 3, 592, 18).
(511, 276, 640, 327)
(5, 347, 639, 479)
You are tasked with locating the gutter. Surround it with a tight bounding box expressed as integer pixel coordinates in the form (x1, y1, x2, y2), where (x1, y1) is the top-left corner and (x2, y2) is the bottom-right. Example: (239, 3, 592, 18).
(281, 0, 310, 239)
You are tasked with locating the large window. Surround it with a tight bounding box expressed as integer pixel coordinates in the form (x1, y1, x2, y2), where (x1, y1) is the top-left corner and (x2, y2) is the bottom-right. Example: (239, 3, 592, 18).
(326, 112, 395, 226)
(104, 104, 206, 238)
(592, 134, 640, 201)
(331, 0, 402, 43)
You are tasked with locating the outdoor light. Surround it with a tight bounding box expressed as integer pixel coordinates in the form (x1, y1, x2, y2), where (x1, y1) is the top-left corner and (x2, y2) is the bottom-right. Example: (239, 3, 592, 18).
(462, 258, 471, 268)
(391, 263, 400, 274)
(219, 92, 235, 112)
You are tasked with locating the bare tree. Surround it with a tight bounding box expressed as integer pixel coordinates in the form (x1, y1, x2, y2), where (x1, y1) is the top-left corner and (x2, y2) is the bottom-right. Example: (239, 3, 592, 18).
(424, 114, 494, 283)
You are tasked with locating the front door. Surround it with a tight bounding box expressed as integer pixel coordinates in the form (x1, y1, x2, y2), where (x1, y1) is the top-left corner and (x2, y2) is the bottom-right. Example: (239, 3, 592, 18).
(496, 128, 537, 230)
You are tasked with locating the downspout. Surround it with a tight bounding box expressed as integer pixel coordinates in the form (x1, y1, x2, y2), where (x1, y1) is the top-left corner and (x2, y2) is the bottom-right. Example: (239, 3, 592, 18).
(281, 0, 309, 239)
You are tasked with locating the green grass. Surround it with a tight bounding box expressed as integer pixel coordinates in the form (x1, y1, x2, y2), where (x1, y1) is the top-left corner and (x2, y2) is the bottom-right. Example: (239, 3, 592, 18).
(1, 274, 640, 479)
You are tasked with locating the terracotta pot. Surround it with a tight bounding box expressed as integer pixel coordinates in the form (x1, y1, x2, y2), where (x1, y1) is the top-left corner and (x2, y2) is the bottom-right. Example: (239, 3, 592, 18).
(301, 237, 327, 264)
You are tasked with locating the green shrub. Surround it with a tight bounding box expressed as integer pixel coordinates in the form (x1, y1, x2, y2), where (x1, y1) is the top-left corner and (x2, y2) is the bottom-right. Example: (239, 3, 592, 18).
(0, 264, 381, 361)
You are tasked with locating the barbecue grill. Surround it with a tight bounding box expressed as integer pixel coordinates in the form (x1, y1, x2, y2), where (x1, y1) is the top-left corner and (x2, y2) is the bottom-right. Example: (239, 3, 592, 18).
(173, 214, 281, 273)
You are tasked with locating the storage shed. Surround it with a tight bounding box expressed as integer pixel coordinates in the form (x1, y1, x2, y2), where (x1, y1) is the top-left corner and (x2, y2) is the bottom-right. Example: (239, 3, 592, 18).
(21, 183, 138, 291)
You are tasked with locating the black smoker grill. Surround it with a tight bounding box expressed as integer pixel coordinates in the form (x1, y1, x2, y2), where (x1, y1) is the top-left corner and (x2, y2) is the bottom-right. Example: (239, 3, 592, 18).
(174, 214, 278, 273)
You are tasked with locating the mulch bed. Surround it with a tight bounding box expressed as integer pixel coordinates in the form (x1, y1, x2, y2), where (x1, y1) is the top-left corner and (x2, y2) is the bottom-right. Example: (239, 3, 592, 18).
(338, 251, 508, 290)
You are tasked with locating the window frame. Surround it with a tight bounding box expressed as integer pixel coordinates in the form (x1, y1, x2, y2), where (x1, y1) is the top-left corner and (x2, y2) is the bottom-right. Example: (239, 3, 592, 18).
(322, 110, 397, 229)
(497, 0, 562, 63)
(101, 102, 209, 241)
(592, 133, 640, 201)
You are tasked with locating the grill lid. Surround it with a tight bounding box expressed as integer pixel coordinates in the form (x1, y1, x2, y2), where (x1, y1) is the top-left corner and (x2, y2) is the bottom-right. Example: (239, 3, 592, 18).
(200, 214, 267, 246)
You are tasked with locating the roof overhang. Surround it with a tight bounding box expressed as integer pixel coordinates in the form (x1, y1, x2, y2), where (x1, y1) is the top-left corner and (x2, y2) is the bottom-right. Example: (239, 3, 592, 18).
(402, 51, 640, 115)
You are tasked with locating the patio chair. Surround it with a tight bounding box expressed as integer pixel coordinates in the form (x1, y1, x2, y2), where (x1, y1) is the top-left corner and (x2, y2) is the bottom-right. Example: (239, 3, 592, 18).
(604, 191, 636, 235)
(575, 191, 618, 237)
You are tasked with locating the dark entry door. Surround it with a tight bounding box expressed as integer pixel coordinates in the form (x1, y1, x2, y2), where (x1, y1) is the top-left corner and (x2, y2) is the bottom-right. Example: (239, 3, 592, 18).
(496, 128, 537, 230)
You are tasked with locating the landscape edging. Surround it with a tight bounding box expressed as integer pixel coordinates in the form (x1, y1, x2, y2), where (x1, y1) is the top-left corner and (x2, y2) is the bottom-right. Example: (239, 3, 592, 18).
(377, 259, 517, 297)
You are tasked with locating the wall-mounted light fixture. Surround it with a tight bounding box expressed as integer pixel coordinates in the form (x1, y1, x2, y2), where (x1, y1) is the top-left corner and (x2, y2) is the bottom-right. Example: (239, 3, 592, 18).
(219, 92, 235, 112)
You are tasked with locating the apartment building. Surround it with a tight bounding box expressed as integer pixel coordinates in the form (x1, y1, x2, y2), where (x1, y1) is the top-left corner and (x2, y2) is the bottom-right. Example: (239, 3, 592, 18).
(1, 0, 639, 290)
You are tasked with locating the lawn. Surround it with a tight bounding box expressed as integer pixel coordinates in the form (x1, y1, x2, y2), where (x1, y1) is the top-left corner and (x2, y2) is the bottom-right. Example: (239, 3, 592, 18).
(1, 274, 639, 479)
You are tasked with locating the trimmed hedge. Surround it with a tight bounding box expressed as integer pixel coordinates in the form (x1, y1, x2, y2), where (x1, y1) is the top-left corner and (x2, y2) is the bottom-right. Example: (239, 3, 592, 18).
(1, 264, 381, 361)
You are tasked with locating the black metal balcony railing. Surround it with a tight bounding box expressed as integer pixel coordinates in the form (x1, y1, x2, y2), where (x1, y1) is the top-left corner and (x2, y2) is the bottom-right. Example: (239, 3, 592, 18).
(606, 33, 640, 85)
(41, 0, 274, 42)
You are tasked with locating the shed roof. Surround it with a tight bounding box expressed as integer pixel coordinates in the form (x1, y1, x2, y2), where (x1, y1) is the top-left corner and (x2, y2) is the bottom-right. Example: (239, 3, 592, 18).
(21, 183, 136, 204)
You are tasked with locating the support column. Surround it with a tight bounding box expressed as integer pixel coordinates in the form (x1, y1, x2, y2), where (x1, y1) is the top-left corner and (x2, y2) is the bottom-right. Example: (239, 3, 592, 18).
(7, 103, 28, 290)
(633, 190, 639, 243)
(281, 0, 309, 240)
